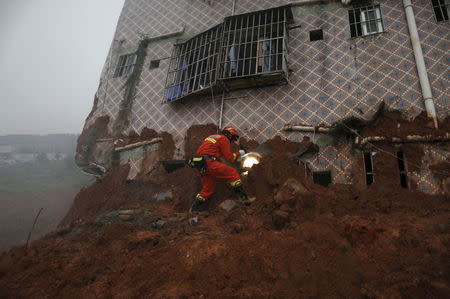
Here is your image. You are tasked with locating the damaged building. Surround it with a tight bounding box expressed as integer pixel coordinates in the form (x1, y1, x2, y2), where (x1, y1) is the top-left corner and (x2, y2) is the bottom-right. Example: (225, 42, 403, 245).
(77, 0, 449, 194)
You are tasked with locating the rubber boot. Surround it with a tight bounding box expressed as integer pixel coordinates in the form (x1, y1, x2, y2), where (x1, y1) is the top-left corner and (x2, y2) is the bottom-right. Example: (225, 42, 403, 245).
(233, 186, 251, 206)
(191, 194, 206, 213)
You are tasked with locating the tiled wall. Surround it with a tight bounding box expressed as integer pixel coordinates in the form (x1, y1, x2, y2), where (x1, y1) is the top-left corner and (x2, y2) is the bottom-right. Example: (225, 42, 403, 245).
(84, 0, 449, 185)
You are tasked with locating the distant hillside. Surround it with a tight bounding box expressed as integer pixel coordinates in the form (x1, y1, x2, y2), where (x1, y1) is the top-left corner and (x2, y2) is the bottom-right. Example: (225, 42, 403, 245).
(0, 134, 78, 154)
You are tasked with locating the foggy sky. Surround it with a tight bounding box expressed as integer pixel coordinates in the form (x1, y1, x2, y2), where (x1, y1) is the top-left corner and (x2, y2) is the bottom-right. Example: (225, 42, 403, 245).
(0, 0, 125, 135)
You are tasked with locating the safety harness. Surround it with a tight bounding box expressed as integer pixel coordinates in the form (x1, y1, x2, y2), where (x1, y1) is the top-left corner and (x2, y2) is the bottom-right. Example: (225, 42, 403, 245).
(188, 155, 216, 173)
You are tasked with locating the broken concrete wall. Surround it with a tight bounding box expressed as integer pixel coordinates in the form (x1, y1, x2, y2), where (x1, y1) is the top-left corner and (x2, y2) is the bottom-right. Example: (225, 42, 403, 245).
(351, 143, 450, 195)
(83, 0, 448, 156)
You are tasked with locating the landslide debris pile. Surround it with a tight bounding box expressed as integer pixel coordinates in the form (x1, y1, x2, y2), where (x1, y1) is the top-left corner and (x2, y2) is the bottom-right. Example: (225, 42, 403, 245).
(1, 126, 449, 298)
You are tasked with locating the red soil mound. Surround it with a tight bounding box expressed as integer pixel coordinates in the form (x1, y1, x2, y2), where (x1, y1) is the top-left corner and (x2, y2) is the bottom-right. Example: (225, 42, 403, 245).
(360, 109, 450, 138)
(1, 128, 449, 298)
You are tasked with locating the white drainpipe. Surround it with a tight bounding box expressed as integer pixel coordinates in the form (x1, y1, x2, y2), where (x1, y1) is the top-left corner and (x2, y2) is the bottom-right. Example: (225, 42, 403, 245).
(403, 0, 438, 128)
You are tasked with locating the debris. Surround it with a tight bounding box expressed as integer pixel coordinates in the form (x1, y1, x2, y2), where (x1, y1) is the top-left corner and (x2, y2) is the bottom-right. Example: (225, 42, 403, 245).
(4, 123, 448, 298)
(118, 210, 135, 221)
(151, 219, 166, 230)
(153, 191, 173, 201)
(219, 200, 237, 212)
(272, 210, 290, 230)
(189, 217, 198, 225)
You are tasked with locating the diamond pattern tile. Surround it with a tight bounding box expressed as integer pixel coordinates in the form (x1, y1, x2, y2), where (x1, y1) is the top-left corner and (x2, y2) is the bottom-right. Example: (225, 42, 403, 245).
(85, 0, 449, 187)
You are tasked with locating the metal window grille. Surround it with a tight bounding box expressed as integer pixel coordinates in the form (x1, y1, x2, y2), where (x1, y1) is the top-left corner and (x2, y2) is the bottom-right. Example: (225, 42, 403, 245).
(349, 4, 384, 38)
(164, 24, 223, 102)
(163, 5, 293, 102)
(114, 54, 137, 77)
(218, 6, 292, 90)
(432, 0, 450, 22)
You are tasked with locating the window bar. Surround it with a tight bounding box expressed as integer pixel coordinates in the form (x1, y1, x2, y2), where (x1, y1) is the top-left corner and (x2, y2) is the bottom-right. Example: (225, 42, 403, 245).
(193, 35, 200, 91)
(196, 34, 203, 91)
(226, 20, 231, 79)
(167, 46, 174, 88)
(237, 15, 244, 77)
(183, 40, 192, 98)
(164, 45, 175, 100)
(282, 7, 287, 75)
(228, 18, 235, 78)
(234, 16, 241, 78)
(203, 31, 208, 88)
(179, 43, 186, 89)
(202, 31, 209, 89)
(221, 21, 226, 79)
(213, 27, 220, 85)
(205, 31, 212, 89)
(251, 12, 256, 75)
(244, 13, 250, 77)
(255, 11, 260, 74)
(274, 8, 278, 72)
(271, 9, 281, 71)
(230, 17, 238, 78)
(189, 37, 195, 92)
(193, 34, 201, 92)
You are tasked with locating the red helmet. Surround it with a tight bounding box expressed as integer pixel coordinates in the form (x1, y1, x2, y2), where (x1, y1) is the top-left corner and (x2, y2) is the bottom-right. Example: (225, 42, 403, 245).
(222, 126, 239, 141)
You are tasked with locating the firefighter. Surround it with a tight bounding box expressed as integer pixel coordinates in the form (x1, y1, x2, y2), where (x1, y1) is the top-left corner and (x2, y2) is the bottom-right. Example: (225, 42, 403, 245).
(189, 126, 250, 212)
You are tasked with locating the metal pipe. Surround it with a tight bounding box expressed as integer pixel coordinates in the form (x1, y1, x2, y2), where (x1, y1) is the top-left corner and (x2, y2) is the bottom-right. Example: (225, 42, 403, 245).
(403, 0, 438, 128)
(282, 124, 330, 133)
(232, 0, 236, 16)
(355, 133, 450, 145)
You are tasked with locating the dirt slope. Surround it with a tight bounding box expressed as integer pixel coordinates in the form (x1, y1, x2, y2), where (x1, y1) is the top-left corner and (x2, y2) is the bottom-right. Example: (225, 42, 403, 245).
(0, 125, 449, 298)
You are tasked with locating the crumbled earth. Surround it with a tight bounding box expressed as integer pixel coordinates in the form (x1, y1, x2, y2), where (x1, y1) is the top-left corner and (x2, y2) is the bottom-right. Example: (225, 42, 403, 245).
(1, 125, 449, 298)
(359, 108, 450, 139)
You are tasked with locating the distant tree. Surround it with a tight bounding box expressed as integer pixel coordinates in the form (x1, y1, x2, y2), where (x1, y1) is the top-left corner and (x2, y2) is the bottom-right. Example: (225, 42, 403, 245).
(1, 153, 13, 160)
(36, 153, 48, 162)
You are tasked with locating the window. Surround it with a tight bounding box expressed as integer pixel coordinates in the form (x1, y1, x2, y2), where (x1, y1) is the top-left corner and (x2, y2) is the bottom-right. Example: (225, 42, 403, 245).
(432, 0, 449, 22)
(164, 24, 223, 102)
(363, 152, 375, 185)
(150, 60, 160, 69)
(218, 6, 292, 89)
(309, 29, 323, 41)
(349, 4, 384, 38)
(163, 5, 293, 102)
(312, 171, 332, 187)
(114, 54, 137, 77)
(396, 151, 409, 188)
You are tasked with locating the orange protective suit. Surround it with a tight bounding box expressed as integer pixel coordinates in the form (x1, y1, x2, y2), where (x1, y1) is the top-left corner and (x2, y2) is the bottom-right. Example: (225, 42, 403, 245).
(195, 134, 242, 199)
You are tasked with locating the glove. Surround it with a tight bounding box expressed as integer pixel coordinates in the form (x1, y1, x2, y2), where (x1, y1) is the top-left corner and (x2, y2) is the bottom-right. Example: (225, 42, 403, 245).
(239, 149, 246, 156)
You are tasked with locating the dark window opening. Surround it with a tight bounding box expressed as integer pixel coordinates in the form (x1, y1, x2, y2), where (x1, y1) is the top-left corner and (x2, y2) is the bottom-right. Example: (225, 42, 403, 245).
(150, 60, 160, 69)
(310, 29, 323, 41)
(396, 151, 409, 188)
(114, 54, 137, 77)
(348, 4, 384, 38)
(313, 171, 332, 187)
(432, 0, 449, 22)
(363, 152, 375, 185)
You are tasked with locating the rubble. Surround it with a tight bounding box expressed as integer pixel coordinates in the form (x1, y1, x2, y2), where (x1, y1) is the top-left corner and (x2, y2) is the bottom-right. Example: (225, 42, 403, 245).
(0, 119, 449, 298)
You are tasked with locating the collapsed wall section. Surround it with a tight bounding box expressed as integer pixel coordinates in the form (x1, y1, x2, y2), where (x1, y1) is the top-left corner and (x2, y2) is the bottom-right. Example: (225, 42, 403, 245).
(76, 0, 449, 189)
